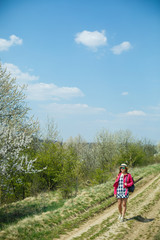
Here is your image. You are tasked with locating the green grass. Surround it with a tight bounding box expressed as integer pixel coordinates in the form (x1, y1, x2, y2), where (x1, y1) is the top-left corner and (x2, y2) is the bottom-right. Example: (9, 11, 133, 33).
(154, 231, 160, 240)
(0, 163, 160, 240)
(0, 198, 65, 230)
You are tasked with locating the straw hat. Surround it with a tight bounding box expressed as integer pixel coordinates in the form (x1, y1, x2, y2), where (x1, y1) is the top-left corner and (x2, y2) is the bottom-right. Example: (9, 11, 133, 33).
(119, 163, 128, 171)
(120, 163, 128, 168)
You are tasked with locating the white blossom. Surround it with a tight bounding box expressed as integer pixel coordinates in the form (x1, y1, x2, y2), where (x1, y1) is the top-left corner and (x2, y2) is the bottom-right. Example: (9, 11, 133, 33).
(0, 123, 45, 186)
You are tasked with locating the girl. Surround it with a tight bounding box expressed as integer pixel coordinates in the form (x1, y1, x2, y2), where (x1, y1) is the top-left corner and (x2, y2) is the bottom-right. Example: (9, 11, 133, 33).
(113, 163, 134, 222)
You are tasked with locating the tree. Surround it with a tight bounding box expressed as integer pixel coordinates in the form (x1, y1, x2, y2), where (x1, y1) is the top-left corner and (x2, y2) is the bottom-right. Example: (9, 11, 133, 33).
(43, 117, 60, 142)
(0, 123, 44, 200)
(0, 62, 43, 202)
(56, 145, 81, 198)
(35, 141, 63, 191)
(65, 135, 96, 181)
(95, 130, 118, 171)
(0, 63, 25, 124)
(152, 142, 160, 163)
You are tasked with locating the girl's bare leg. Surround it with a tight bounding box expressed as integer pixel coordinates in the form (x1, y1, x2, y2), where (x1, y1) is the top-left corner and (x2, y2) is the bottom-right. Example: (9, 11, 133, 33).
(122, 198, 128, 217)
(117, 199, 122, 215)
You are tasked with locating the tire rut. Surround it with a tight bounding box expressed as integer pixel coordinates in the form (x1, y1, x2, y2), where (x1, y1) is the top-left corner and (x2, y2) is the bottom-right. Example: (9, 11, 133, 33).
(59, 174, 160, 240)
(96, 174, 160, 240)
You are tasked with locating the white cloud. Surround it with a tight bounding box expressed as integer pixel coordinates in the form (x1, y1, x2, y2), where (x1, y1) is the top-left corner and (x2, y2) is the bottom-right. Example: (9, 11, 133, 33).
(126, 110, 146, 116)
(3, 63, 39, 83)
(121, 92, 128, 96)
(149, 104, 160, 111)
(42, 103, 106, 115)
(75, 30, 107, 51)
(0, 35, 23, 51)
(27, 83, 84, 101)
(111, 41, 132, 55)
(3, 63, 84, 101)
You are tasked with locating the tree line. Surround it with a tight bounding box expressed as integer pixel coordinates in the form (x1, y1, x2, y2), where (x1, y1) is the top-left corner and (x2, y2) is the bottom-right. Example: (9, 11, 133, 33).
(0, 62, 160, 204)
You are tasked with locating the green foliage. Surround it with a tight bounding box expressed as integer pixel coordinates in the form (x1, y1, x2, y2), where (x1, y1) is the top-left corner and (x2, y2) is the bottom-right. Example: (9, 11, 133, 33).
(91, 168, 111, 185)
(153, 142, 160, 163)
(33, 140, 82, 199)
(56, 147, 80, 198)
(118, 142, 145, 166)
(35, 141, 63, 190)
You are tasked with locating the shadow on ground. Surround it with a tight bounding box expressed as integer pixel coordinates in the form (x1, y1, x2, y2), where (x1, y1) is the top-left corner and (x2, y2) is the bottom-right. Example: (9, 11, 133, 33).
(126, 215, 154, 222)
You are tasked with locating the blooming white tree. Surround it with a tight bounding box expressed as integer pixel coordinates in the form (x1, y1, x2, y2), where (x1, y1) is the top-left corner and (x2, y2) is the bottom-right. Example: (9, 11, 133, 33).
(0, 62, 44, 200)
(0, 123, 42, 178)
(0, 64, 27, 124)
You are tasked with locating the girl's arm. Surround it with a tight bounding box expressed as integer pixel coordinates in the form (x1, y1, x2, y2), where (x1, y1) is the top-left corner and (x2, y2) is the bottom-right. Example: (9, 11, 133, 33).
(114, 188, 117, 195)
(126, 174, 134, 187)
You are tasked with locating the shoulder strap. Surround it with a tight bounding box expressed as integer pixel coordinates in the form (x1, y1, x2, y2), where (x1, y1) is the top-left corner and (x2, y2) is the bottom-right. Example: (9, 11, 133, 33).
(125, 175, 128, 183)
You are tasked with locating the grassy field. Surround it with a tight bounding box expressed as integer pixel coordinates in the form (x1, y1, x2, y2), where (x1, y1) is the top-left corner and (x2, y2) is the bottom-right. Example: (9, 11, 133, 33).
(0, 163, 160, 240)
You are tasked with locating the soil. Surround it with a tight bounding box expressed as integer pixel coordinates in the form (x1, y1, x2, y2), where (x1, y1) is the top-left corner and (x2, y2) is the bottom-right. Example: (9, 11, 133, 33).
(58, 174, 160, 240)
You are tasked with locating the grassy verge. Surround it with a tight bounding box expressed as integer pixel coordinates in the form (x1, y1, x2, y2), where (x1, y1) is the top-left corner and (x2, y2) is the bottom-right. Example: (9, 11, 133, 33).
(0, 181, 116, 239)
(0, 191, 64, 230)
(0, 163, 160, 240)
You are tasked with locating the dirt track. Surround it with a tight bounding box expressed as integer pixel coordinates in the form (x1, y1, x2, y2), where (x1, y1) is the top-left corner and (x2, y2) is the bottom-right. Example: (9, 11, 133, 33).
(59, 174, 160, 240)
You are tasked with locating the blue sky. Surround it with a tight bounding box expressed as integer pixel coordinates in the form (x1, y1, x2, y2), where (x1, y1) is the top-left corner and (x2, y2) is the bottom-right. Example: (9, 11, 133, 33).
(0, 0, 160, 142)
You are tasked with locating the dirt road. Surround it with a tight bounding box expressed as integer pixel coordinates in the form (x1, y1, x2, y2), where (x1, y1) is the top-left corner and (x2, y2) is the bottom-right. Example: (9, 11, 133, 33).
(59, 174, 160, 240)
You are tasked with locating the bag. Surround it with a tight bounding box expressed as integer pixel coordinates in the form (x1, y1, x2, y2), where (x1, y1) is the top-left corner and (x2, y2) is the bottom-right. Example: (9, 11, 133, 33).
(126, 175, 135, 192)
(128, 180, 135, 192)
